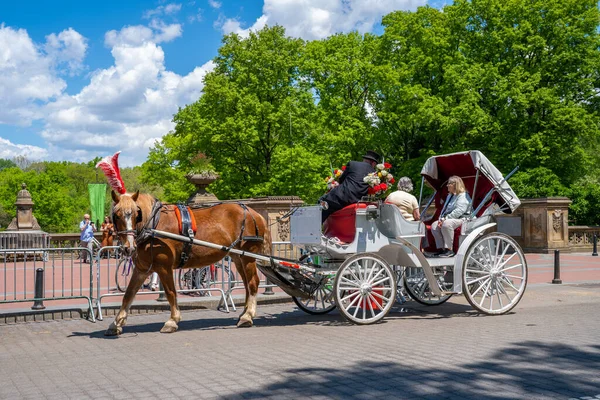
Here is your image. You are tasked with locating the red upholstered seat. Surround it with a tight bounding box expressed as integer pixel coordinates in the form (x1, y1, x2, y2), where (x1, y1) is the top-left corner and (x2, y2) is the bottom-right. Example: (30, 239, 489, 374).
(323, 203, 368, 243)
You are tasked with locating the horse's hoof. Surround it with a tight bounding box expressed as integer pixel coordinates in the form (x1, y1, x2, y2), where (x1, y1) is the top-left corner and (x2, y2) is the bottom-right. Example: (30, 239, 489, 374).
(160, 320, 178, 333)
(237, 317, 253, 328)
(104, 323, 122, 336)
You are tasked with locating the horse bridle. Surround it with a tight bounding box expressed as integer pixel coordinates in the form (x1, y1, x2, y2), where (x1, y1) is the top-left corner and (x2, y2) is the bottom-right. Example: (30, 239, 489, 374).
(112, 206, 143, 237)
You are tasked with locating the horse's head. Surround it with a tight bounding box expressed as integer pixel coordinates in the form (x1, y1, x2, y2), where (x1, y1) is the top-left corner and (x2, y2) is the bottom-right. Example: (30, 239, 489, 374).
(111, 190, 141, 255)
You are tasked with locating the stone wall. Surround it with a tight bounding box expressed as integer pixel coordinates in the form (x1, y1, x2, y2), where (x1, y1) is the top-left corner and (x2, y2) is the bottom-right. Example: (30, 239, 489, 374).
(502, 197, 572, 253)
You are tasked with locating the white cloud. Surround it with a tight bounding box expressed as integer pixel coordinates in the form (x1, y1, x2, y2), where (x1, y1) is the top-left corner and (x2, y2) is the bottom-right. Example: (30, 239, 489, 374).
(44, 28, 88, 76)
(0, 137, 48, 160)
(208, 0, 221, 9)
(221, 15, 269, 39)
(40, 39, 215, 165)
(219, 0, 426, 40)
(0, 24, 84, 126)
(105, 21, 182, 47)
(143, 3, 182, 19)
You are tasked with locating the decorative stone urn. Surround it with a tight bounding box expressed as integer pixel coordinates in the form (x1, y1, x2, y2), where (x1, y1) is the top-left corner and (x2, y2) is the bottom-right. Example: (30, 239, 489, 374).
(186, 172, 220, 205)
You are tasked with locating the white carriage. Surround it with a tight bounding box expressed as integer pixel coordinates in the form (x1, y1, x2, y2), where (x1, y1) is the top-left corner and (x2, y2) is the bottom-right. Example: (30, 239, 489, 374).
(269, 150, 528, 324)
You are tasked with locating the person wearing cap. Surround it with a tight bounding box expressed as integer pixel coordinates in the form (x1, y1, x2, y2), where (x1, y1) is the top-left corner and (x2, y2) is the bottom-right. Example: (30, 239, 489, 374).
(79, 213, 96, 263)
(319, 150, 381, 222)
(385, 177, 421, 221)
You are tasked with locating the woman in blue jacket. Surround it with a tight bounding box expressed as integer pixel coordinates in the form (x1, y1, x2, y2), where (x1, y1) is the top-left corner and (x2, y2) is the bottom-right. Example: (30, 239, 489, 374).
(431, 176, 470, 258)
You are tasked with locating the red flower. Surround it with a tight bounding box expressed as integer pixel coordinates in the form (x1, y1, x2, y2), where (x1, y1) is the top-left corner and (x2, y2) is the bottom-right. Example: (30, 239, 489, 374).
(368, 186, 377, 195)
(384, 162, 392, 169)
(390, 177, 395, 184)
(380, 183, 388, 191)
(334, 169, 339, 175)
(341, 165, 346, 171)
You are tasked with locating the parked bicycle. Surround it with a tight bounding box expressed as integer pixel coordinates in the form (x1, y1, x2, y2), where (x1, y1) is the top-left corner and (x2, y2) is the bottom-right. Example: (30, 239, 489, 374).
(177, 262, 234, 296)
(115, 255, 153, 292)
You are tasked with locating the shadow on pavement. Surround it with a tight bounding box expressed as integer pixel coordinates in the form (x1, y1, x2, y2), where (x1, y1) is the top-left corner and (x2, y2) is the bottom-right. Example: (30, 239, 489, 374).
(220, 341, 600, 399)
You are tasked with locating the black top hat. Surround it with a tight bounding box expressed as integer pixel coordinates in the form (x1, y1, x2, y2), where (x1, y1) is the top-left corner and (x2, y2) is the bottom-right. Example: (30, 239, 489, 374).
(362, 150, 381, 164)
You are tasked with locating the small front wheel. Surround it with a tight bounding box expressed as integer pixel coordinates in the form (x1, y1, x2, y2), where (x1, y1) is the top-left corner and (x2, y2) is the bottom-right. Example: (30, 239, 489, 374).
(404, 266, 453, 306)
(293, 276, 336, 315)
(334, 253, 396, 325)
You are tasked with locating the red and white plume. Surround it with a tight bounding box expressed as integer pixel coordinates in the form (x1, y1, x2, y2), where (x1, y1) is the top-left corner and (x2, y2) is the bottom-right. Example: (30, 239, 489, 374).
(95, 151, 126, 194)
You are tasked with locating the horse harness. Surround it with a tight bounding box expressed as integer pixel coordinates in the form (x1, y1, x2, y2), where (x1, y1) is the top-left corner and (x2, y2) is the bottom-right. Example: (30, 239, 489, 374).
(166, 203, 264, 270)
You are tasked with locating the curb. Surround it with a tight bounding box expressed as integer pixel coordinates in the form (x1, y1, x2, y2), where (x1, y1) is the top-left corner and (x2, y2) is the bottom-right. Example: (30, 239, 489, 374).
(0, 293, 293, 325)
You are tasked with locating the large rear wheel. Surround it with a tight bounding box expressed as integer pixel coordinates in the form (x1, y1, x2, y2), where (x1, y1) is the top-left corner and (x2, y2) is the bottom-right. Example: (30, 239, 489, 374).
(334, 253, 396, 325)
(462, 232, 527, 314)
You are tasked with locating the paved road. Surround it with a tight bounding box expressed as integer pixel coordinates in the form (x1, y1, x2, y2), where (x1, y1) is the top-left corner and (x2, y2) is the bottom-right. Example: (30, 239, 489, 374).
(1, 283, 599, 400)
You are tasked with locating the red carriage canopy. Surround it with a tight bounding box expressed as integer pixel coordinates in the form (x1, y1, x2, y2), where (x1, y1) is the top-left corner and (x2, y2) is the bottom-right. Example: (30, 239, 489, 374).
(420, 150, 521, 215)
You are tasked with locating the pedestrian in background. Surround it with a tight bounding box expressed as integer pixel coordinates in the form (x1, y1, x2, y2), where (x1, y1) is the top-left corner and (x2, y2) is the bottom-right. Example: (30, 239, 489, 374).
(79, 213, 96, 263)
(100, 215, 115, 258)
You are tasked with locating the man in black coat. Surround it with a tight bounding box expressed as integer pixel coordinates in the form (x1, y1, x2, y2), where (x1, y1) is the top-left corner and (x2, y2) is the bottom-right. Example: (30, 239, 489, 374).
(319, 150, 381, 222)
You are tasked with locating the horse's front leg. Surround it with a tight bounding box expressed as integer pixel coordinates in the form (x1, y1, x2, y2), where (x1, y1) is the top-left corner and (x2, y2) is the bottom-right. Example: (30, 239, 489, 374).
(156, 267, 181, 333)
(105, 267, 148, 336)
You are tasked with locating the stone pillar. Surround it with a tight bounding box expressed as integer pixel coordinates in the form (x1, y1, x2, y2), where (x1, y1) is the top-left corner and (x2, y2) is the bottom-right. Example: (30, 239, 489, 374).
(515, 197, 571, 253)
(7, 183, 41, 230)
(242, 196, 305, 243)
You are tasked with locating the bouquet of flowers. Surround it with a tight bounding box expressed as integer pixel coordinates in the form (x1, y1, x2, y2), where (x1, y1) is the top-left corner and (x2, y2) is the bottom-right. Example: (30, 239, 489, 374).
(325, 165, 345, 192)
(363, 162, 395, 199)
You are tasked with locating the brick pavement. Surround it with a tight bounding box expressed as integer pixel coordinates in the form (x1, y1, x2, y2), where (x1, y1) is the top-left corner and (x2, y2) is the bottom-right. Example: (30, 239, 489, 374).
(0, 283, 599, 399)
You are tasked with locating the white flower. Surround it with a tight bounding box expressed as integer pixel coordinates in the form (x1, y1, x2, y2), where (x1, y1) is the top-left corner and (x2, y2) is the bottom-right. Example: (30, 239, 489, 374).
(387, 173, 393, 182)
(376, 163, 385, 170)
(380, 170, 388, 177)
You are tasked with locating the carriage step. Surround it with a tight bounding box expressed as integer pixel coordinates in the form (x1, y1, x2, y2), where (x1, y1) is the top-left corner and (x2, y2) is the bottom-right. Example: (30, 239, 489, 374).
(242, 236, 263, 242)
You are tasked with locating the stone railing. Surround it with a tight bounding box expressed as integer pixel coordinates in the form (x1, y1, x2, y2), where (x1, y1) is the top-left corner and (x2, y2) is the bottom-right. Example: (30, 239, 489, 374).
(568, 226, 600, 252)
(49, 233, 103, 249)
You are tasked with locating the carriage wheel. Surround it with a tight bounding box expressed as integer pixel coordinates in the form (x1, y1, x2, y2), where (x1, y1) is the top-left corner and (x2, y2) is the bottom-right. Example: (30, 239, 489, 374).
(462, 232, 528, 315)
(334, 253, 396, 325)
(293, 276, 336, 315)
(403, 266, 453, 306)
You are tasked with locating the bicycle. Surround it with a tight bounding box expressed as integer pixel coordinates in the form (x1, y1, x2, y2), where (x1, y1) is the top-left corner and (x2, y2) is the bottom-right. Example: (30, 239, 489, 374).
(177, 262, 235, 296)
(115, 255, 152, 292)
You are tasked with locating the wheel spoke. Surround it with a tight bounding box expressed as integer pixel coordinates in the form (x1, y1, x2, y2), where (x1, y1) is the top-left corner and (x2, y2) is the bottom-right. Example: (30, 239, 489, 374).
(503, 274, 525, 280)
(478, 279, 493, 307)
(367, 293, 384, 312)
(371, 276, 391, 287)
(497, 252, 518, 269)
(471, 277, 491, 297)
(468, 256, 491, 271)
(499, 263, 522, 273)
(340, 276, 361, 287)
(495, 281, 504, 309)
(466, 274, 491, 286)
(499, 275, 521, 292)
(465, 268, 488, 274)
(366, 267, 385, 286)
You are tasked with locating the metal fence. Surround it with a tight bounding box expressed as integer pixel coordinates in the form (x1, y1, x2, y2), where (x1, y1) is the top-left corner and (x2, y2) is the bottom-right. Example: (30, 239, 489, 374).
(0, 241, 301, 322)
(0, 247, 95, 321)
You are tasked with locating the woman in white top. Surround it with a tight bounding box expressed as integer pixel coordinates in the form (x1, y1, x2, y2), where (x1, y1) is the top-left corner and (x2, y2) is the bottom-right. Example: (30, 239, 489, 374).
(431, 175, 470, 258)
(385, 177, 420, 221)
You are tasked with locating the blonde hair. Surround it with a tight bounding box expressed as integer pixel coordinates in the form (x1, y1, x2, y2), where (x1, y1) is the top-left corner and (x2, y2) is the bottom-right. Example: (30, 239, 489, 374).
(448, 175, 466, 194)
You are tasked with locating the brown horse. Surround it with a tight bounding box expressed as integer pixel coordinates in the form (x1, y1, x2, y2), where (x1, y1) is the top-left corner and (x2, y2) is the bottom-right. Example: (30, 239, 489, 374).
(104, 191, 271, 335)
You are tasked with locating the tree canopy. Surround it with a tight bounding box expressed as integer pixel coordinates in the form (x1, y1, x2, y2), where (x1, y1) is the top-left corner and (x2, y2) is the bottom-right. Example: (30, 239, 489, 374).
(2, 0, 599, 231)
(143, 0, 600, 225)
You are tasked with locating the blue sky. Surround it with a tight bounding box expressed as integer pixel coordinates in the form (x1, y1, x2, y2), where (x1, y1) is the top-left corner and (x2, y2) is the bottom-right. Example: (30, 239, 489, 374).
(0, 0, 445, 166)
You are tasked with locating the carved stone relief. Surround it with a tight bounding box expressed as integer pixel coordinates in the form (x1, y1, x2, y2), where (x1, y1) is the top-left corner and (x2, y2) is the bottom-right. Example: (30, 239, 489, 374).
(552, 209, 563, 233)
(277, 210, 290, 241)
